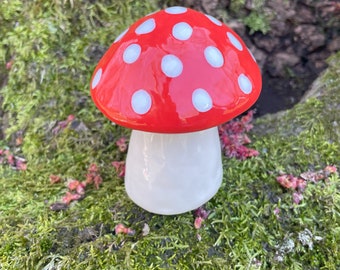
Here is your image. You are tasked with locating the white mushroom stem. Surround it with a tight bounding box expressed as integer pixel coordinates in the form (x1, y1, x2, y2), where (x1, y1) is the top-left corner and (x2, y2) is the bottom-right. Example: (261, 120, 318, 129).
(125, 127, 223, 215)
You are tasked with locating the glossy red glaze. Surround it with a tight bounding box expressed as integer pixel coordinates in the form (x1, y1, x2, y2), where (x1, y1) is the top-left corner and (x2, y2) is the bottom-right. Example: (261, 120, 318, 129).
(90, 7, 262, 133)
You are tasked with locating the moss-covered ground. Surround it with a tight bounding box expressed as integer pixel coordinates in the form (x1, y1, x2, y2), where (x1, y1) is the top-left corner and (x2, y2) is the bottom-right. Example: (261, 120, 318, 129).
(0, 1, 339, 269)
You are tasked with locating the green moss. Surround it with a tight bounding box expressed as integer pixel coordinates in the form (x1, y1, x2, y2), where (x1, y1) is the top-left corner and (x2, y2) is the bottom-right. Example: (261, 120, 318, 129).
(243, 11, 271, 34)
(229, 0, 247, 14)
(1, 1, 339, 269)
(229, 0, 271, 34)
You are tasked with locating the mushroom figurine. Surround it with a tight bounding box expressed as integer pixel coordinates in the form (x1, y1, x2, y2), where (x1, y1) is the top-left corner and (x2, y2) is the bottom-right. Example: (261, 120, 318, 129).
(90, 6, 262, 215)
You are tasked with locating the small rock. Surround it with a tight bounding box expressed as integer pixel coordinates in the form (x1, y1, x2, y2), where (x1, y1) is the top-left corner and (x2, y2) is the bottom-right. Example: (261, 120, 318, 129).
(253, 34, 280, 53)
(294, 25, 326, 52)
(267, 52, 300, 77)
(270, 20, 291, 36)
(201, 0, 219, 14)
(328, 36, 340, 52)
(248, 46, 266, 69)
(267, 0, 295, 35)
(227, 19, 246, 36)
(302, 49, 330, 71)
(293, 4, 316, 24)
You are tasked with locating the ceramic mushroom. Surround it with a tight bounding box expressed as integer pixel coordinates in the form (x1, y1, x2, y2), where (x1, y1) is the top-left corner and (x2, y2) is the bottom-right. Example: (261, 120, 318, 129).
(90, 6, 262, 215)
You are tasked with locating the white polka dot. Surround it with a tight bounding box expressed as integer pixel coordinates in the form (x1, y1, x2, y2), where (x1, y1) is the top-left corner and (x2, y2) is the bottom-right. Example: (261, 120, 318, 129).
(227, 32, 243, 51)
(172, 22, 193, 41)
(135, 18, 156, 35)
(204, 46, 224, 68)
(248, 48, 257, 62)
(161, 54, 183, 78)
(165, 6, 187, 14)
(192, 88, 212, 112)
(131, 89, 152, 114)
(114, 28, 129, 43)
(123, 44, 141, 64)
(205, 14, 222, 26)
(238, 74, 252, 94)
(92, 68, 102, 89)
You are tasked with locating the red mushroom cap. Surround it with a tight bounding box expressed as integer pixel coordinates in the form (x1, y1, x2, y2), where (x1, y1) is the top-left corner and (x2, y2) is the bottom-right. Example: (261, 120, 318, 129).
(90, 7, 262, 133)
